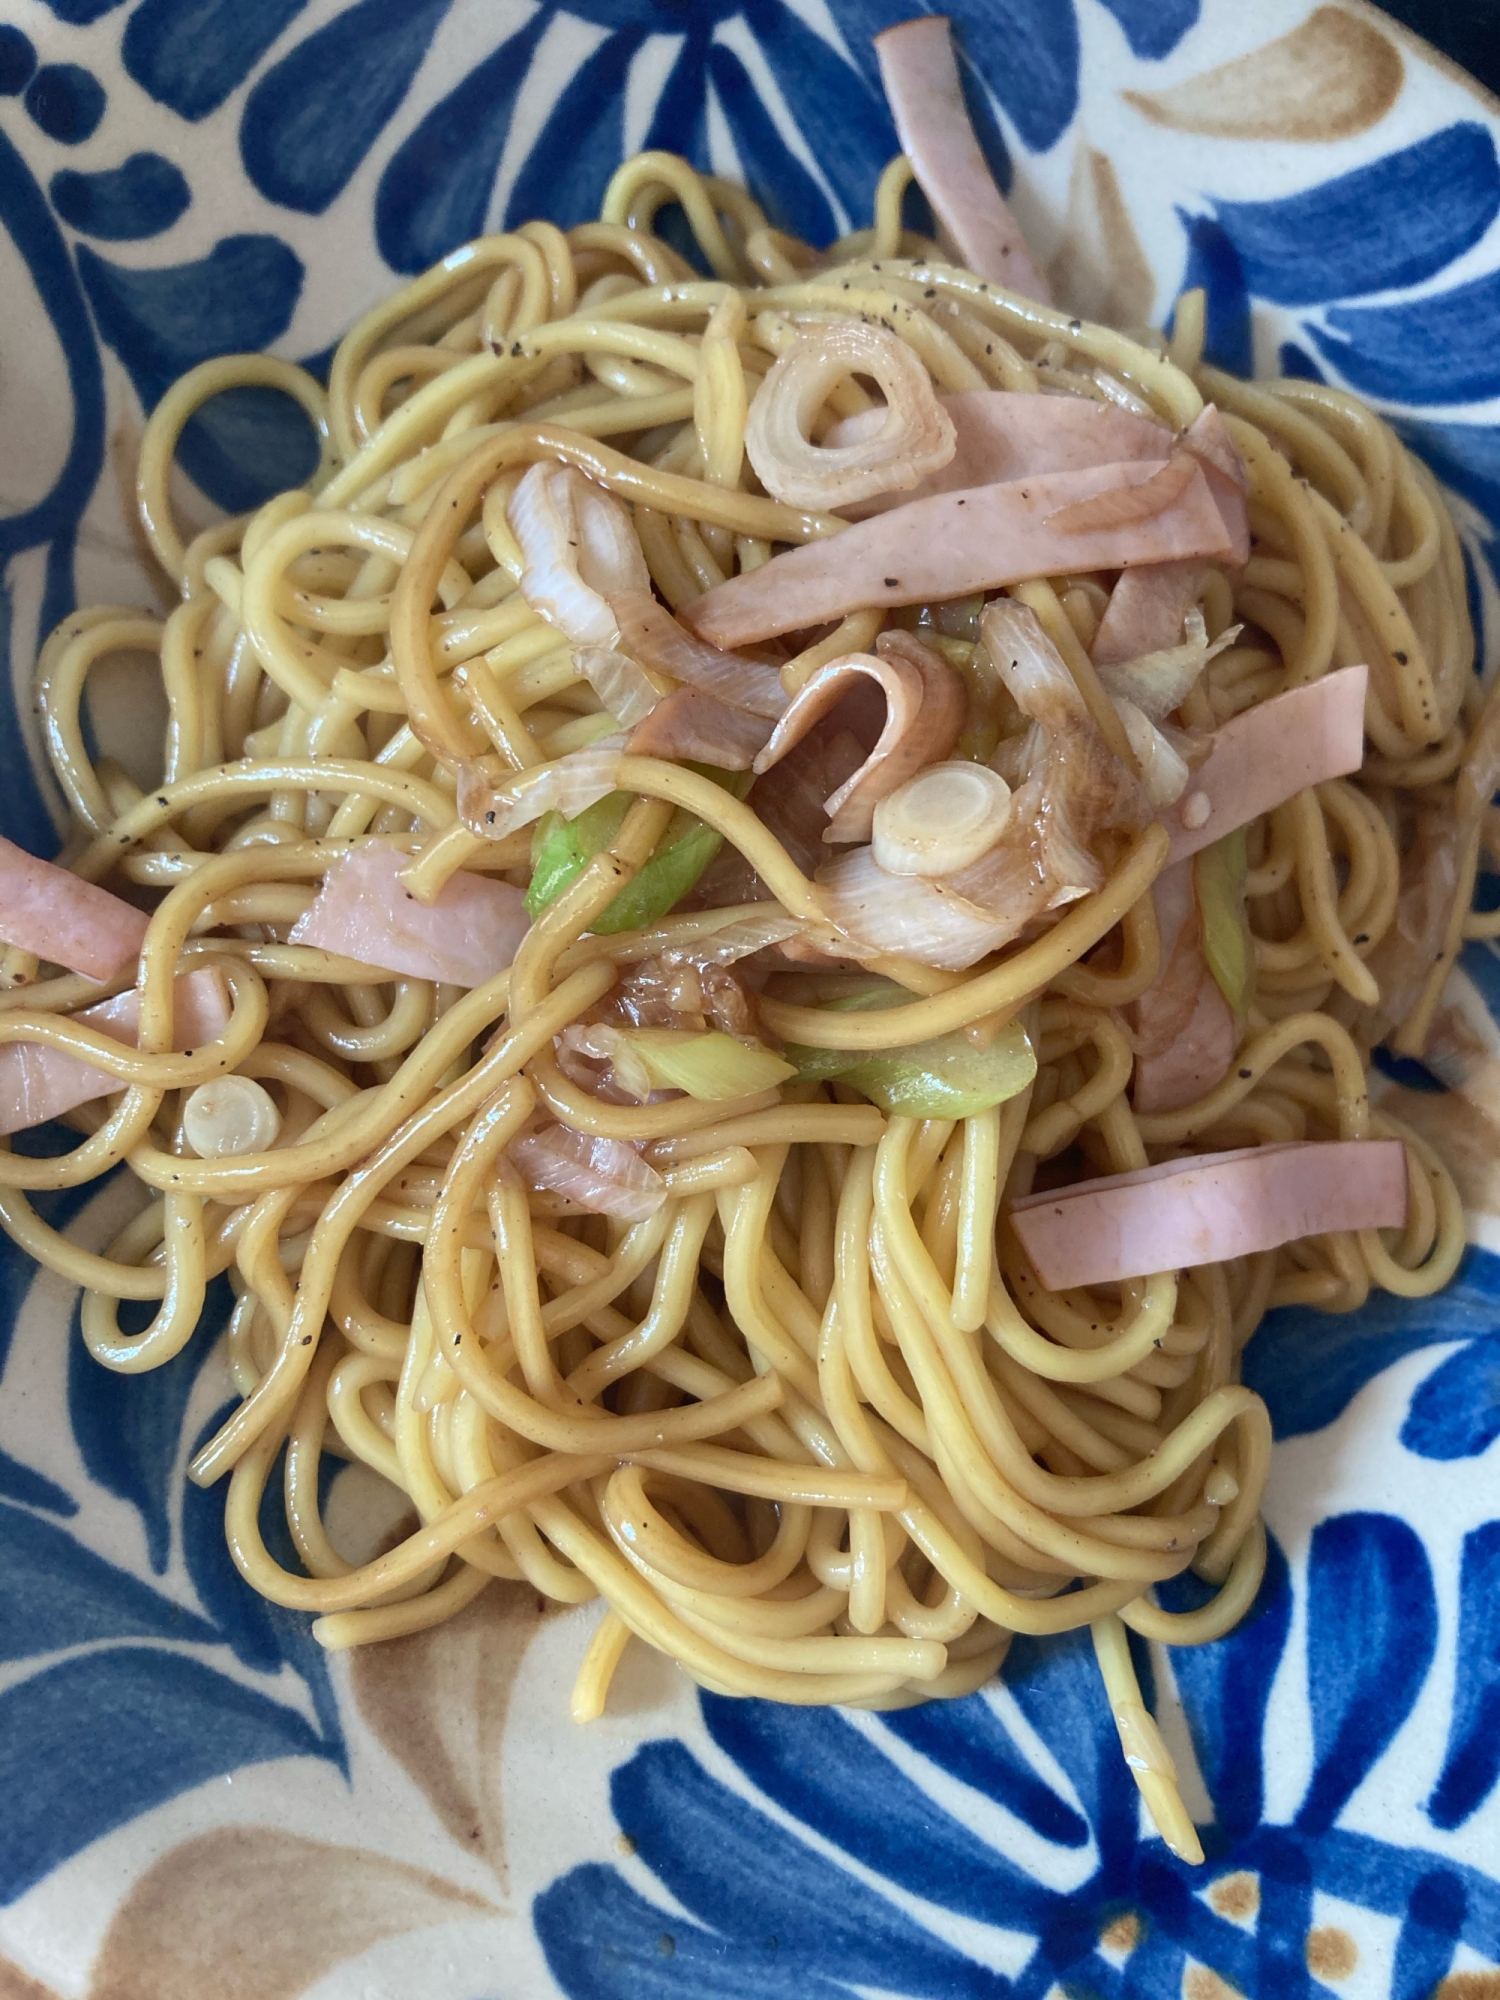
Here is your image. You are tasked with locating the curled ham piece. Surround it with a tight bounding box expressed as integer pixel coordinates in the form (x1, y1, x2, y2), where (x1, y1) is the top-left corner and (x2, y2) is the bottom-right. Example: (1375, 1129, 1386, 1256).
(1130, 860, 1237, 1115)
(1009, 1139, 1409, 1290)
(1166, 664, 1368, 864)
(874, 15, 1052, 303)
(0, 837, 148, 983)
(823, 390, 1172, 519)
(457, 738, 626, 839)
(508, 462, 651, 647)
(751, 635, 965, 841)
(682, 459, 1235, 649)
(509, 1121, 666, 1221)
(1092, 562, 1204, 668)
(0, 967, 231, 1136)
(611, 589, 787, 719)
(290, 840, 529, 987)
(744, 320, 956, 510)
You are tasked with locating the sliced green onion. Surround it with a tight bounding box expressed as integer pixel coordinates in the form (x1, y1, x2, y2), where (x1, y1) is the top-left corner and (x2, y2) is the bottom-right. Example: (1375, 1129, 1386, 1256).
(621, 1029, 796, 1100)
(1195, 827, 1251, 1014)
(785, 1003, 1036, 1118)
(526, 766, 750, 933)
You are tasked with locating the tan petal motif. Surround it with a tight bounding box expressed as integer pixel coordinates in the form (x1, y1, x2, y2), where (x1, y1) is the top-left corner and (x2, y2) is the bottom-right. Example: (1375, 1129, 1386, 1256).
(87, 1828, 490, 2000)
(1046, 145, 1156, 334)
(349, 1579, 554, 1891)
(1123, 7, 1403, 142)
(0, 1955, 64, 2000)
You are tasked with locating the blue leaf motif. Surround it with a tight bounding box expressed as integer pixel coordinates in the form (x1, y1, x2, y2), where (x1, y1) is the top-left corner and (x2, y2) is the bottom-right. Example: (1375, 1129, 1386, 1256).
(181, 1405, 344, 1760)
(880, 1692, 1088, 1847)
(50, 152, 191, 240)
(1157, 1530, 1293, 1838)
(1210, 125, 1500, 308)
(1174, 213, 1251, 377)
(1400, 1339, 1500, 1459)
(1243, 1245, 1500, 1439)
(0, 1446, 74, 1516)
(1279, 1828, 1500, 1957)
(643, 28, 711, 169)
(608, 1738, 1010, 1999)
(38, 0, 125, 19)
(1296, 1513, 1437, 1835)
(741, 0, 902, 229)
(67, 1273, 232, 1573)
(0, 1648, 328, 1904)
(1427, 1522, 1500, 1831)
(1310, 266, 1500, 407)
(0, 1498, 217, 1661)
(1391, 1868, 1468, 2000)
(75, 234, 314, 512)
(374, 11, 550, 275)
(952, 0, 1078, 155)
(122, 0, 306, 122)
(1096, 0, 1199, 59)
(24, 63, 106, 144)
(707, 44, 836, 248)
(240, 0, 453, 217)
(1394, 418, 1500, 541)
(536, 1861, 856, 2000)
(0, 26, 38, 94)
(702, 1695, 1058, 1926)
(504, 28, 647, 235)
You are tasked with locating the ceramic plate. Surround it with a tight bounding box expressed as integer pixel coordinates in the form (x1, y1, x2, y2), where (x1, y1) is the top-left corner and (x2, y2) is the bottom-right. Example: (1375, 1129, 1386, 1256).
(2, 2, 1499, 1994)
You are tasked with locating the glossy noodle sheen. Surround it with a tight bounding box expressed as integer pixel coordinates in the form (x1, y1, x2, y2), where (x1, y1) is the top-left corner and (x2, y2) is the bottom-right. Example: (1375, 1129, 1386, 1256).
(1, 147, 1488, 1870)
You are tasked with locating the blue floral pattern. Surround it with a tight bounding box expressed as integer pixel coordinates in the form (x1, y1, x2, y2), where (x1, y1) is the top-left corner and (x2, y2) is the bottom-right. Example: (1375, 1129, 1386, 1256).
(3, 0, 1500, 1992)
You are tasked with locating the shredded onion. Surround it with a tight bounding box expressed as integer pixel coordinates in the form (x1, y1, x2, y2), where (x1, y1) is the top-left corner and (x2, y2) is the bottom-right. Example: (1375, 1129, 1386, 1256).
(1114, 698, 1191, 808)
(0, 836, 148, 983)
(1046, 452, 1197, 535)
(575, 645, 661, 728)
(1098, 614, 1241, 722)
(626, 688, 774, 770)
(290, 840, 530, 986)
(816, 845, 1022, 970)
(611, 588, 786, 718)
(752, 637, 966, 841)
(744, 320, 956, 510)
(456, 737, 627, 840)
(510, 1121, 666, 1220)
(1010, 1139, 1409, 1289)
(508, 462, 651, 646)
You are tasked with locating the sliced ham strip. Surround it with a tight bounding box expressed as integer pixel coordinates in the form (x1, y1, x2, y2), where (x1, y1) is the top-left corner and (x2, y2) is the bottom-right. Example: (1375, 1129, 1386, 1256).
(823, 390, 1170, 521)
(0, 837, 148, 983)
(1166, 664, 1368, 864)
(611, 589, 787, 719)
(1092, 562, 1203, 667)
(683, 460, 1234, 650)
(874, 16, 1052, 304)
(1130, 861, 1236, 1115)
(0, 967, 232, 1136)
(1179, 405, 1250, 566)
(1009, 1138, 1408, 1290)
(627, 687, 775, 770)
(290, 840, 529, 987)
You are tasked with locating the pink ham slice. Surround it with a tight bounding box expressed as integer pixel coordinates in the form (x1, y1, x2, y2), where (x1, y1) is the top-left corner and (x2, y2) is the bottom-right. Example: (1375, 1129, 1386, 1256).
(0, 837, 148, 983)
(1092, 562, 1204, 667)
(0, 967, 232, 1136)
(822, 390, 1171, 520)
(290, 840, 529, 987)
(1009, 1138, 1409, 1290)
(683, 460, 1235, 649)
(1179, 405, 1250, 566)
(1166, 664, 1368, 864)
(627, 687, 775, 770)
(874, 16, 1052, 303)
(1130, 861, 1236, 1116)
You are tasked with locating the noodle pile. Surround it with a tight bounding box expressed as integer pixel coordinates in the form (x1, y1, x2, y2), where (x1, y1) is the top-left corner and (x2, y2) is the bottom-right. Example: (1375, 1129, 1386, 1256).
(1, 141, 1486, 1864)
